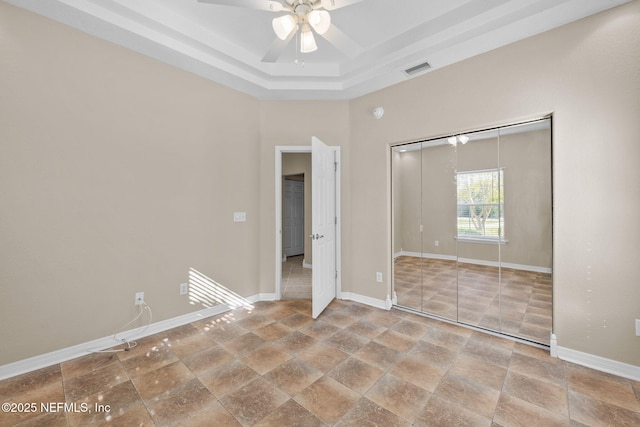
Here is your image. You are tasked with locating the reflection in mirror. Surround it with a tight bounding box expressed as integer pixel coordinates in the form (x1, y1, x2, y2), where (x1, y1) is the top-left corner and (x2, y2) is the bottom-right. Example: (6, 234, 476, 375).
(392, 118, 552, 346)
(497, 120, 552, 344)
(420, 139, 458, 320)
(456, 129, 501, 330)
(392, 143, 424, 312)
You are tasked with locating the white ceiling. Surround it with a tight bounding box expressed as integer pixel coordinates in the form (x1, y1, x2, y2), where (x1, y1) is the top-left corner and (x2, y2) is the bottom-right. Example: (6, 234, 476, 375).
(6, 0, 631, 100)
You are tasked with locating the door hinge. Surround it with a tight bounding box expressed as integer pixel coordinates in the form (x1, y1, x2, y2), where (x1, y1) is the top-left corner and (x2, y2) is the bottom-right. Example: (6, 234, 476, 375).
(335, 216, 337, 225)
(334, 162, 338, 171)
(335, 271, 338, 279)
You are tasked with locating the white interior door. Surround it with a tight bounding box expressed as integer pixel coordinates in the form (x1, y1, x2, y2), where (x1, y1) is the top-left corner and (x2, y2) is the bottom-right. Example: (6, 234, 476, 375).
(311, 137, 337, 318)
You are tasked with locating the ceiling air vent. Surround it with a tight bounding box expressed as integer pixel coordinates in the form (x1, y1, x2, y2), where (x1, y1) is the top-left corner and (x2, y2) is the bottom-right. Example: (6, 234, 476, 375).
(403, 61, 431, 77)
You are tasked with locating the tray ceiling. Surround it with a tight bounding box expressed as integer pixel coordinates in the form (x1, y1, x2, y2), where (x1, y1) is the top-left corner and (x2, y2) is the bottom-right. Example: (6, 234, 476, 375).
(6, 0, 631, 100)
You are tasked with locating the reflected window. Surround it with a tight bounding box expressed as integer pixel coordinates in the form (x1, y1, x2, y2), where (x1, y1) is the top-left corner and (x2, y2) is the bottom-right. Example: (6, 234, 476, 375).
(456, 168, 504, 242)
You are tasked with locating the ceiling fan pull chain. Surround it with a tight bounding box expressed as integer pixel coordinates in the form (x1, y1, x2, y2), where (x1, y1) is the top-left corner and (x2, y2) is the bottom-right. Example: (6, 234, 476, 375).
(294, 30, 304, 66)
(296, 40, 305, 66)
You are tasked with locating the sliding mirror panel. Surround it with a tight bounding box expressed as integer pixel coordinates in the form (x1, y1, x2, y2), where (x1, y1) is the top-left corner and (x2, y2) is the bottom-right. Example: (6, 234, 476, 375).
(455, 129, 502, 330)
(391, 118, 552, 346)
(392, 143, 423, 311)
(420, 138, 458, 320)
(497, 120, 552, 344)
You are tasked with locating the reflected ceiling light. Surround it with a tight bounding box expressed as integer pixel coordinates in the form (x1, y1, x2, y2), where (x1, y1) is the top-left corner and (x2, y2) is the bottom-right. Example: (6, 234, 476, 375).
(300, 25, 317, 53)
(448, 135, 469, 146)
(272, 15, 297, 40)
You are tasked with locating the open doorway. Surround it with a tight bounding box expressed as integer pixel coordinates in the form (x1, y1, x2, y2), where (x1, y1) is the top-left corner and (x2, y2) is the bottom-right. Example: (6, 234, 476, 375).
(275, 143, 341, 316)
(282, 171, 311, 299)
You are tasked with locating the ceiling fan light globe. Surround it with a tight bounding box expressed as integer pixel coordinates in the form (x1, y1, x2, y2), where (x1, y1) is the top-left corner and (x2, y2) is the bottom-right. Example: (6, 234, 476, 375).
(300, 28, 318, 53)
(272, 15, 297, 40)
(308, 10, 331, 35)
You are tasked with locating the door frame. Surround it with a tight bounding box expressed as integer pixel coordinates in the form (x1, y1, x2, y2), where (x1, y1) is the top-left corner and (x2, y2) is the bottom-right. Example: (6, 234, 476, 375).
(275, 145, 341, 301)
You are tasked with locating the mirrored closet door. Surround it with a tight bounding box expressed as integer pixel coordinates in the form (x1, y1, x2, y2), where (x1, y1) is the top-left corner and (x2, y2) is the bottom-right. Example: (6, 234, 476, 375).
(392, 118, 552, 345)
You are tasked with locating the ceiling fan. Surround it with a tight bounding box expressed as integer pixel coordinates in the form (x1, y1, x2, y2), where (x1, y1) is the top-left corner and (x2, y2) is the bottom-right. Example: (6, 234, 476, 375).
(197, 0, 364, 62)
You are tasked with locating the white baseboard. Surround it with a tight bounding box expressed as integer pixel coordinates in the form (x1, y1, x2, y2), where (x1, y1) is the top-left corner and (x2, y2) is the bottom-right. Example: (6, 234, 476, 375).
(395, 250, 456, 261)
(458, 257, 552, 274)
(557, 345, 640, 381)
(257, 293, 277, 301)
(282, 255, 311, 269)
(1, 291, 383, 381)
(6, 294, 636, 385)
(340, 292, 388, 310)
(550, 334, 558, 358)
(0, 295, 263, 381)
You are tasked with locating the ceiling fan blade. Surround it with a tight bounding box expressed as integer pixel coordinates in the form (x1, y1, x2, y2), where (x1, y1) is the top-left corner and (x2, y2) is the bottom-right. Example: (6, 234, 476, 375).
(262, 30, 296, 62)
(321, 24, 362, 58)
(197, 0, 285, 12)
(320, 0, 364, 11)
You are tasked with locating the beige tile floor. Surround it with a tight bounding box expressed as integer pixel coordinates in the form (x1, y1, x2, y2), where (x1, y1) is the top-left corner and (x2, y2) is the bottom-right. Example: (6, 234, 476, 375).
(282, 255, 311, 300)
(394, 256, 552, 345)
(1, 299, 639, 426)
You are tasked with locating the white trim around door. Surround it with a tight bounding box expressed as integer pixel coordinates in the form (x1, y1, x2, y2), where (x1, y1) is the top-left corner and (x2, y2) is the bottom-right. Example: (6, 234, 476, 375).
(275, 145, 341, 302)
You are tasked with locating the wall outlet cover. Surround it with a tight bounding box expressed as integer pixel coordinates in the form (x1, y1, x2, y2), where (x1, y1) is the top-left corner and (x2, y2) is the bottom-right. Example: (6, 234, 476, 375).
(135, 291, 144, 305)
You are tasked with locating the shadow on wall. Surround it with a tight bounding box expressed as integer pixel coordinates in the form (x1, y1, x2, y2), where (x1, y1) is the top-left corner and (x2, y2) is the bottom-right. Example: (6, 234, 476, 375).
(188, 268, 254, 310)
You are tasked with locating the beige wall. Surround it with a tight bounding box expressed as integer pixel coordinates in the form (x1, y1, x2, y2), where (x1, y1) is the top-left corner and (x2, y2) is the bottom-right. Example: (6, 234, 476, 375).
(257, 100, 350, 297)
(392, 148, 424, 255)
(393, 128, 552, 271)
(393, 144, 459, 258)
(499, 129, 553, 268)
(350, 1, 640, 365)
(0, 3, 260, 365)
(1, 0, 638, 370)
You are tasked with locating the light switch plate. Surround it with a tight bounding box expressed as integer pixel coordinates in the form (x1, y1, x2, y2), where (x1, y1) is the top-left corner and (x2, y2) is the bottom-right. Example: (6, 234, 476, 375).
(636, 319, 640, 336)
(233, 212, 246, 222)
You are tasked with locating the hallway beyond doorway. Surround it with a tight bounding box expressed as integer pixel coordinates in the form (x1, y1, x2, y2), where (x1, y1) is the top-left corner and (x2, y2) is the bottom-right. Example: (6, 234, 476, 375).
(282, 255, 311, 300)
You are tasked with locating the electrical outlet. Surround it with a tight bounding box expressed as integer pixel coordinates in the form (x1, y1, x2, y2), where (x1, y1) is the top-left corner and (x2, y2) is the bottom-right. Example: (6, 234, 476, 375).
(636, 319, 640, 336)
(135, 292, 144, 305)
(376, 272, 383, 283)
(180, 282, 188, 296)
(434, 240, 439, 247)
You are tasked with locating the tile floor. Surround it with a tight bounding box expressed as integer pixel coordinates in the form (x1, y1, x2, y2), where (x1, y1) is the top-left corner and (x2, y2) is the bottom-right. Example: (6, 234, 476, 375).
(1, 299, 639, 426)
(394, 256, 552, 345)
(281, 256, 311, 300)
